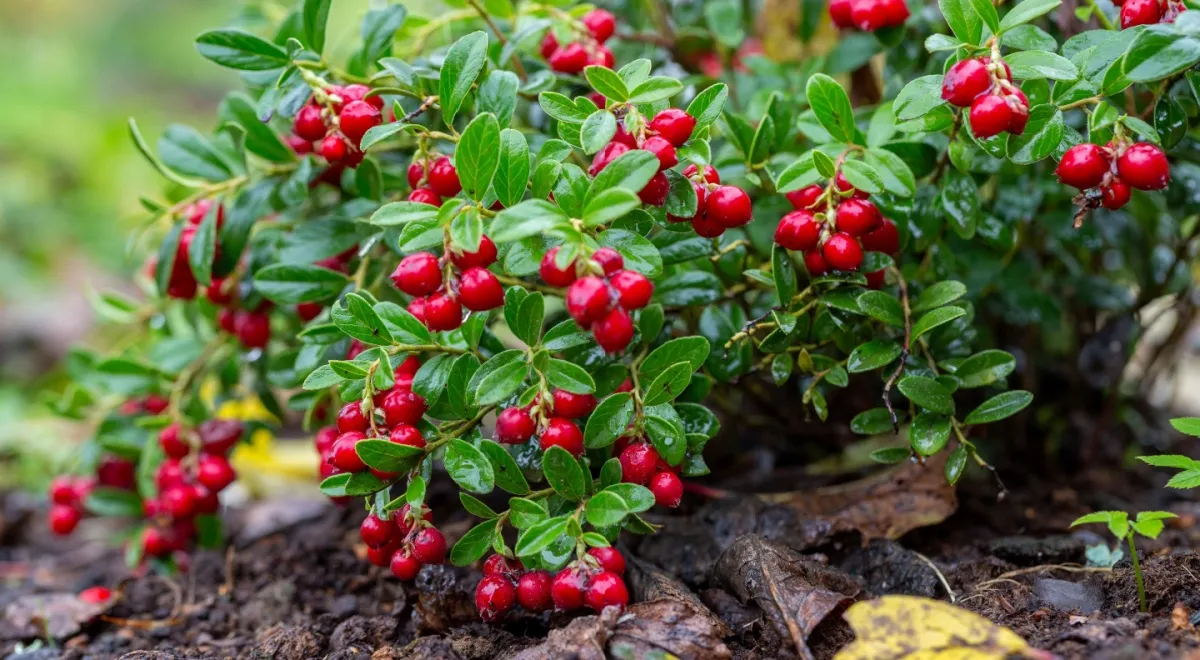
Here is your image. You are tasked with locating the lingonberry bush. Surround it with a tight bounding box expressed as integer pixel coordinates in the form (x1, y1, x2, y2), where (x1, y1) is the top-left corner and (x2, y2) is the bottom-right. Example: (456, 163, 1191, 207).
(47, 0, 1200, 623)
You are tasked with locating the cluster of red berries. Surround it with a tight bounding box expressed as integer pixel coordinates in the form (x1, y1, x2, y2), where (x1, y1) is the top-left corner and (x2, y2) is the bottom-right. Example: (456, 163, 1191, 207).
(540, 9, 616, 74)
(1055, 140, 1170, 210)
(138, 419, 242, 558)
(1118, 0, 1186, 28)
(540, 247, 652, 353)
(829, 0, 910, 31)
(941, 57, 1029, 139)
(406, 155, 462, 207)
(213, 293, 273, 350)
(475, 547, 630, 620)
(776, 172, 900, 285)
(290, 84, 384, 168)
(47, 455, 136, 536)
(494, 388, 598, 456)
(391, 236, 504, 332)
(356, 502, 448, 579)
(614, 437, 685, 508)
(319, 356, 427, 482)
(161, 199, 224, 300)
(667, 164, 755, 238)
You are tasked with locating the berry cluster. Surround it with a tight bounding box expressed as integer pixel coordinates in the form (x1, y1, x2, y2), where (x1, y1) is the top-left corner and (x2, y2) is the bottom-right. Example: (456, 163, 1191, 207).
(214, 298, 273, 350)
(776, 172, 900, 285)
(540, 9, 616, 74)
(541, 247, 652, 353)
(495, 390, 589, 456)
(615, 438, 684, 507)
(290, 84, 384, 168)
(474, 547, 629, 620)
(355, 503, 448, 579)
(391, 235, 504, 332)
(318, 356, 427, 484)
(139, 419, 242, 558)
(941, 57, 1029, 139)
(829, 0, 910, 31)
(1056, 140, 1170, 210)
(406, 155, 462, 206)
(667, 164, 754, 238)
(1118, 0, 1186, 28)
(162, 200, 224, 300)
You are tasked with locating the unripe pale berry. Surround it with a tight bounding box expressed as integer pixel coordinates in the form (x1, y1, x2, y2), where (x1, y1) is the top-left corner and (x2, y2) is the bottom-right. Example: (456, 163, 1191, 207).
(390, 252, 442, 297)
(822, 232, 864, 271)
(540, 417, 585, 456)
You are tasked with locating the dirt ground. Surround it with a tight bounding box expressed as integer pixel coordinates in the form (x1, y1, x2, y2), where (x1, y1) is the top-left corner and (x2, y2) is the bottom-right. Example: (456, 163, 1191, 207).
(4, 437, 1200, 659)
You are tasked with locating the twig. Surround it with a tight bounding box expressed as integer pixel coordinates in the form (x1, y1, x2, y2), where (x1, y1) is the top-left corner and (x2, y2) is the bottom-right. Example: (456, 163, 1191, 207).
(912, 551, 956, 603)
(882, 266, 911, 432)
(466, 0, 528, 81)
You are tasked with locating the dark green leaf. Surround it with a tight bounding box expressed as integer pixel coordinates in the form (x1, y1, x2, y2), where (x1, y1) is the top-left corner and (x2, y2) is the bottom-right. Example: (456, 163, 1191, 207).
(445, 438, 495, 493)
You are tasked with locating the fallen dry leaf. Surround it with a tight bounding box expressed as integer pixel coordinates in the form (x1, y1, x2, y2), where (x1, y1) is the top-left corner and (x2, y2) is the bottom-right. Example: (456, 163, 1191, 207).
(1173, 602, 1194, 632)
(508, 607, 618, 660)
(609, 600, 733, 659)
(714, 536, 859, 660)
(834, 595, 1052, 660)
(759, 453, 956, 544)
(4, 592, 111, 640)
(625, 554, 732, 639)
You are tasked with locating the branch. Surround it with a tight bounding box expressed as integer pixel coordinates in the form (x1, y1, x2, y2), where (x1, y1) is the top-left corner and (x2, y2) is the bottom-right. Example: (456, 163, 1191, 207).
(466, 0, 528, 82)
(881, 266, 911, 432)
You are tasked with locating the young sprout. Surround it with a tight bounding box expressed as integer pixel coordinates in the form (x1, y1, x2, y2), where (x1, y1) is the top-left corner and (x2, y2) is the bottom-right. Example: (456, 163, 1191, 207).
(1070, 510, 1176, 612)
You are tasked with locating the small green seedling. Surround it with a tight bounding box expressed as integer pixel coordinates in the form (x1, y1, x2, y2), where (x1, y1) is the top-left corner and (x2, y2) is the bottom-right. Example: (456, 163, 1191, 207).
(1070, 510, 1176, 612)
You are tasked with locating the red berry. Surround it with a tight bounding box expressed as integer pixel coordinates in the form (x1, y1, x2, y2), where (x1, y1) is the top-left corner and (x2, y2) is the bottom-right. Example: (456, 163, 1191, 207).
(297, 302, 323, 321)
(822, 232, 864, 271)
(407, 297, 427, 323)
(79, 586, 112, 604)
(584, 571, 629, 612)
(691, 213, 725, 238)
(408, 188, 442, 206)
(836, 199, 881, 237)
(553, 390, 598, 418)
(610, 270, 653, 310)
(786, 184, 825, 211)
(881, 0, 910, 24)
(861, 217, 901, 255)
(197, 453, 237, 492)
(589, 141, 631, 176)
(1056, 143, 1111, 190)
(361, 513, 397, 548)
(850, 0, 889, 31)
(540, 246, 578, 287)
(706, 185, 753, 227)
(367, 538, 401, 567)
(1102, 179, 1132, 209)
(235, 312, 271, 349)
(320, 134, 349, 163)
(451, 235, 498, 269)
(329, 432, 367, 472)
(339, 100, 381, 145)
(386, 425, 422, 451)
(159, 423, 190, 459)
(457, 268, 504, 312)
(774, 210, 821, 251)
(476, 574, 517, 622)
(649, 471, 684, 507)
(1117, 142, 1170, 190)
(587, 547, 626, 575)
(396, 355, 421, 378)
(391, 252, 443, 297)
(941, 58, 991, 107)
(540, 417, 585, 456)
(830, 0, 854, 26)
(540, 31, 560, 59)
(683, 163, 720, 184)
(391, 549, 422, 580)
(381, 389, 427, 427)
(97, 456, 136, 489)
(49, 477, 80, 506)
(593, 306, 634, 353)
(638, 171, 670, 206)
(287, 135, 313, 154)
(641, 136, 678, 170)
(156, 459, 186, 491)
(592, 248, 625, 275)
(394, 502, 433, 534)
(407, 159, 426, 188)
(590, 45, 615, 68)
(582, 8, 617, 42)
(346, 84, 383, 109)
(411, 527, 447, 564)
(161, 485, 196, 519)
(423, 291, 463, 331)
(619, 442, 659, 485)
(496, 407, 536, 444)
(968, 94, 1011, 139)
(205, 277, 234, 306)
(805, 249, 829, 277)
(613, 123, 638, 148)
(143, 395, 169, 415)
(483, 554, 523, 576)
(198, 419, 243, 455)
(1006, 88, 1030, 134)
(49, 504, 81, 536)
(428, 157, 462, 197)
(142, 527, 172, 557)
(648, 108, 696, 147)
(567, 276, 613, 327)
(338, 402, 369, 434)
(518, 570, 554, 612)
(551, 567, 589, 610)
(1121, 0, 1161, 27)
(315, 426, 339, 454)
(549, 42, 588, 74)
(293, 105, 326, 141)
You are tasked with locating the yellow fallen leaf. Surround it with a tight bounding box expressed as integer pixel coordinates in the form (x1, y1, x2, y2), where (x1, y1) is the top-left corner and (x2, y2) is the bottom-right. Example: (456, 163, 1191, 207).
(834, 595, 1051, 660)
